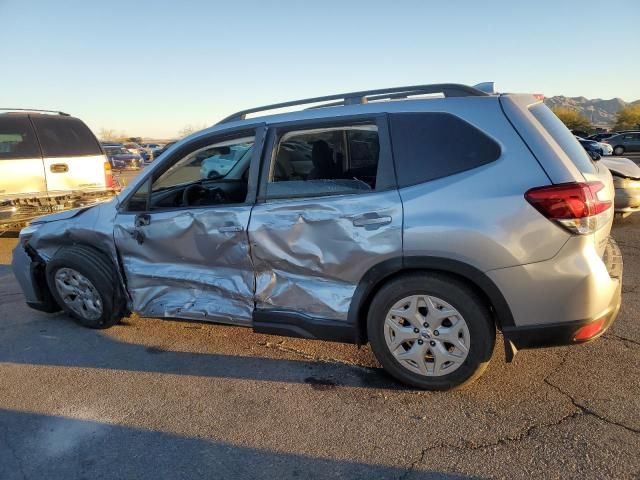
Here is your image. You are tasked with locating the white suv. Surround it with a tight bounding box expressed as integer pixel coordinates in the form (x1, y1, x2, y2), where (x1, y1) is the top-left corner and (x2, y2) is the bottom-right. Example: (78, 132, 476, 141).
(0, 109, 115, 232)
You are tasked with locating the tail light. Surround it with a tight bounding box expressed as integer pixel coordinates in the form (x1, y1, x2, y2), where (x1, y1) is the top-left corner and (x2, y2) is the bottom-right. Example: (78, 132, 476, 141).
(104, 160, 114, 189)
(532, 93, 545, 101)
(574, 317, 606, 341)
(525, 181, 612, 234)
(602, 139, 610, 144)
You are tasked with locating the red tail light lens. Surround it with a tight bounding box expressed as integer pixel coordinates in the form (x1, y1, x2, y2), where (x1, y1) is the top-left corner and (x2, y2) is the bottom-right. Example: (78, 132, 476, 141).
(104, 161, 114, 189)
(573, 317, 606, 341)
(525, 182, 612, 234)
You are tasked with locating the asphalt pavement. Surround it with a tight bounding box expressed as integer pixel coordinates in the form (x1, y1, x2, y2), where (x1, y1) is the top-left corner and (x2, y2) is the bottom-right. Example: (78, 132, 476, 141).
(0, 213, 638, 479)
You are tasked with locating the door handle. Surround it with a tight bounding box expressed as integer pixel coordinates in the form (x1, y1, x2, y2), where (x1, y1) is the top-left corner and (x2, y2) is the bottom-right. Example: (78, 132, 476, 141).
(218, 224, 244, 233)
(50, 163, 69, 173)
(352, 214, 392, 228)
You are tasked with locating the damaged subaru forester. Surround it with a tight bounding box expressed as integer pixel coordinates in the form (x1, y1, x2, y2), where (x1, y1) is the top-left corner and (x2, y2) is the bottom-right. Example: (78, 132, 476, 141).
(12, 83, 623, 390)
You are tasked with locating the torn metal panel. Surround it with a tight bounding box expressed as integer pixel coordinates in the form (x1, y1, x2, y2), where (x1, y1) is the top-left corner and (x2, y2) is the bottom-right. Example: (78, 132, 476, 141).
(113, 206, 254, 324)
(249, 189, 403, 320)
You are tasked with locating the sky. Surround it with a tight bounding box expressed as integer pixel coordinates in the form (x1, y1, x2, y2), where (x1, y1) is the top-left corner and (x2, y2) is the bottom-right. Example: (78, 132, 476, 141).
(1, 0, 639, 138)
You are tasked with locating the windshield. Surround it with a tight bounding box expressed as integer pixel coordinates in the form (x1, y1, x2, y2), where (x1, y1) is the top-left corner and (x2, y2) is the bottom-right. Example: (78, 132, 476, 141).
(529, 104, 596, 174)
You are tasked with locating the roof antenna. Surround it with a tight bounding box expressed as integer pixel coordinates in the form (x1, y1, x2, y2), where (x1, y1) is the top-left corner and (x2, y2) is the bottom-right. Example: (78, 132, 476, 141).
(473, 82, 496, 94)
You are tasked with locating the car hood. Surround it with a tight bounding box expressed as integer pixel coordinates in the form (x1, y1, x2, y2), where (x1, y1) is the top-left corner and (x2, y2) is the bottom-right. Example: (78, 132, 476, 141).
(601, 157, 640, 180)
(31, 205, 95, 224)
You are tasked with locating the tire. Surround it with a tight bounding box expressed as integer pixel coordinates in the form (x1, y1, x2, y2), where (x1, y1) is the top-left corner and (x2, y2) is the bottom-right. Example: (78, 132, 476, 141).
(367, 273, 495, 390)
(46, 245, 125, 329)
(613, 146, 625, 156)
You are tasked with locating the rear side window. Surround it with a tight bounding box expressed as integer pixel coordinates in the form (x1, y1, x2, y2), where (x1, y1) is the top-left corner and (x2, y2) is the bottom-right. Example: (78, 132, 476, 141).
(0, 116, 40, 159)
(267, 125, 379, 198)
(31, 116, 102, 157)
(389, 113, 501, 188)
(529, 104, 596, 174)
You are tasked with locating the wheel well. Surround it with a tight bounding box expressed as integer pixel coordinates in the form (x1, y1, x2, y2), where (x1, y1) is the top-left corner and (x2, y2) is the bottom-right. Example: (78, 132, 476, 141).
(355, 268, 504, 344)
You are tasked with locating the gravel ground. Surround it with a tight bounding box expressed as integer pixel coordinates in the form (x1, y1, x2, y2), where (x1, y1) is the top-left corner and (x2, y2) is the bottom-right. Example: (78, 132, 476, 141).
(0, 216, 638, 479)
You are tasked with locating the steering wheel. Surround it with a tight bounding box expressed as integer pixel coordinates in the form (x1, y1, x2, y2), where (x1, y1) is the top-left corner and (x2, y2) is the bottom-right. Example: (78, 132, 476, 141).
(182, 184, 207, 206)
(181, 184, 228, 206)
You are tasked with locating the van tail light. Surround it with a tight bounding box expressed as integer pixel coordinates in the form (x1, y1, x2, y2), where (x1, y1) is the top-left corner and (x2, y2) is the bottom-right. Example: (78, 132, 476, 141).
(525, 181, 612, 234)
(104, 161, 114, 189)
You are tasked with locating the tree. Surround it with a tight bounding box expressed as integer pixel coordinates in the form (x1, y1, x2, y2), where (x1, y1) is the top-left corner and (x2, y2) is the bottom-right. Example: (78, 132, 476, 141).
(178, 124, 207, 138)
(613, 104, 640, 131)
(98, 128, 118, 141)
(551, 107, 592, 132)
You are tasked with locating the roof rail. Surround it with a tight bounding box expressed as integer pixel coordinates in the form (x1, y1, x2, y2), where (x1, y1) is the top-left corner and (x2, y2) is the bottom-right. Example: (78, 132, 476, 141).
(0, 108, 70, 116)
(216, 83, 489, 124)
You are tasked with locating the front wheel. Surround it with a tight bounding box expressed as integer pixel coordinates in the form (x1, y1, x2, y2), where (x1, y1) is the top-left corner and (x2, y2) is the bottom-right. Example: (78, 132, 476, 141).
(46, 245, 125, 329)
(367, 273, 495, 390)
(613, 146, 625, 156)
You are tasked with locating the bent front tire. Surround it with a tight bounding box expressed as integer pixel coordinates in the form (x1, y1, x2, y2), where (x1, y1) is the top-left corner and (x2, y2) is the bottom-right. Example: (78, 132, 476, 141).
(46, 245, 125, 329)
(367, 273, 495, 390)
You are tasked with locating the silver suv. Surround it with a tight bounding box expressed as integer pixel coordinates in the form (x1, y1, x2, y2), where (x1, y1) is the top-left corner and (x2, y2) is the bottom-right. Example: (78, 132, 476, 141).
(11, 84, 622, 390)
(0, 109, 115, 232)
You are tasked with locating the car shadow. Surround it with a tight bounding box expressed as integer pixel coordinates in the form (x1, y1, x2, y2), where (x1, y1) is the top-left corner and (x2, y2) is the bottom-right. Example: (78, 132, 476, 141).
(0, 409, 470, 480)
(0, 309, 407, 391)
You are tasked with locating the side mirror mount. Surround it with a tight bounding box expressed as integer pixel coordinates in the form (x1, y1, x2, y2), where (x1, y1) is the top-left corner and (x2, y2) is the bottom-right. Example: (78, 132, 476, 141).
(589, 150, 601, 161)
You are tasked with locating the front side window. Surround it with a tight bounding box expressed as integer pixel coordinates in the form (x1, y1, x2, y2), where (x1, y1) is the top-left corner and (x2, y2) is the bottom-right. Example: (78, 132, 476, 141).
(0, 116, 40, 159)
(267, 125, 379, 198)
(126, 136, 256, 210)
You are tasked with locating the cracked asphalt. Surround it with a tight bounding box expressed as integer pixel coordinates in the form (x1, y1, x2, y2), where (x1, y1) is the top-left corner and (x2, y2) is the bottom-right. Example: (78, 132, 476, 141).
(0, 216, 638, 479)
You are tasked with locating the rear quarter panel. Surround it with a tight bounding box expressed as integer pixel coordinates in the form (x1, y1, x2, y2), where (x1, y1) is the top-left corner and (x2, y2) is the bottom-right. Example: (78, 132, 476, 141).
(398, 98, 570, 271)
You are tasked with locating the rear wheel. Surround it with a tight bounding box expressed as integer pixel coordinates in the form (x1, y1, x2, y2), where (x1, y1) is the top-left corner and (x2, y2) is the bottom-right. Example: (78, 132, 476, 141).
(367, 273, 495, 390)
(613, 146, 625, 156)
(46, 245, 125, 329)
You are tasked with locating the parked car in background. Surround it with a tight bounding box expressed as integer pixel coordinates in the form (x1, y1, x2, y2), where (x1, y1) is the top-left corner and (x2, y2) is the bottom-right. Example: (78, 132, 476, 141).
(576, 136, 604, 159)
(11, 83, 621, 391)
(601, 157, 640, 216)
(0, 109, 114, 232)
(588, 132, 617, 142)
(603, 132, 640, 156)
(123, 142, 150, 163)
(599, 141, 613, 156)
(102, 144, 142, 170)
(149, 141, 176, 161)
(200, 143, 253, 179)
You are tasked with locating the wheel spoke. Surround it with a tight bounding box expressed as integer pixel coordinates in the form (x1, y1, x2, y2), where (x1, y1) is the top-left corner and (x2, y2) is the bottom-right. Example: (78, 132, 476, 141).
(435, 319, 469, 354)
(431, 342, 464, 376)
(384, 317, 420, 351)
(395, 342, 429, 375)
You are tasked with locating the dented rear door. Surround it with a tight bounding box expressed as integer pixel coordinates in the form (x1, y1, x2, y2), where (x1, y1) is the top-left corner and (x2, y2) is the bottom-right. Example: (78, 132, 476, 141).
(248, 117, 402, 321)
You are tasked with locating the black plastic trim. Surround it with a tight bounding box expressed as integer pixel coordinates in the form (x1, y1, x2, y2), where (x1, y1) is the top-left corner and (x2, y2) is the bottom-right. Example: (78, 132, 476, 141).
(253, 309, 358, 344)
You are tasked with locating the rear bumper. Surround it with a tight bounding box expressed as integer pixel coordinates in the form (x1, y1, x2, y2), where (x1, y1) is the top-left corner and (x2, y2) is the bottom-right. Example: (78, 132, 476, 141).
(502, 278, 620, 350)
(490, 236, 622, 352)
(0, 190, 115, 232)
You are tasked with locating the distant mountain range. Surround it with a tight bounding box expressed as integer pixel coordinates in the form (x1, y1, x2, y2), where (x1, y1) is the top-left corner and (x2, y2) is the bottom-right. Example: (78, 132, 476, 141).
(544, 96, 640, 127)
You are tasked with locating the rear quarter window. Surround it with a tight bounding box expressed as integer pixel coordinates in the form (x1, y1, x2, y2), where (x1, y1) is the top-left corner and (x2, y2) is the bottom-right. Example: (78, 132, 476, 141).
(528, 104, 596, 174)
(32, 116, 102, 157)
(0, 116, 41, 159)
(389, 112, 501, 188)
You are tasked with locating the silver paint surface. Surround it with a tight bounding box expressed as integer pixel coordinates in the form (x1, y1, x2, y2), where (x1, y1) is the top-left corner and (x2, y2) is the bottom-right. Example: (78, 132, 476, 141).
(113, 206, 254, 324)
(249, 189, 403, 319)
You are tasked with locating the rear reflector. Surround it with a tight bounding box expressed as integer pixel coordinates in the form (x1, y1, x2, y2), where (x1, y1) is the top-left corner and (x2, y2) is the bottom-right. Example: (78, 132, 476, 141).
(525, 181, 612, 234)
(573, 317, 606, 341)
